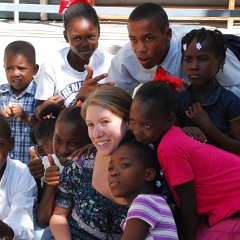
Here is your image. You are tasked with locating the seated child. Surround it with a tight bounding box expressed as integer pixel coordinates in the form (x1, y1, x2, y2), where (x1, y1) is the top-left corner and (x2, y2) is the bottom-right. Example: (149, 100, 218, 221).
(129, 81, 240, 240)
(176, 28, 240, 155)
(30, 106, 91, 231)
(35, 1, 113, 118)
(0, 114, 37, 239)
(0, 40, 39, 164)
(108, 141, 178, 240)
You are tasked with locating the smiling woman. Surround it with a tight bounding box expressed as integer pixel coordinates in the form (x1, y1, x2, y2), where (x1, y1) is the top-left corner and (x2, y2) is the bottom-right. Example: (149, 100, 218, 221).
(50, 86, 133, 239)
(34, 1, 113, 118)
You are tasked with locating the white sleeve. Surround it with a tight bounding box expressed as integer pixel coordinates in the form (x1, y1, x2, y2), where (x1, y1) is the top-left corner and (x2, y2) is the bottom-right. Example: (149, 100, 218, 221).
(216, 48, 240, 98)
(35, 61, 57, 101)
(106, 56, 140, 95)
(3, 168, 37, 240)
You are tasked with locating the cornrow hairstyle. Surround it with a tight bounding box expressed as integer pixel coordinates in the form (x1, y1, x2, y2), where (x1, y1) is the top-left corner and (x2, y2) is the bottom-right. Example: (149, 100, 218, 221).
(63, 2, 100, 33)
(128, 3, 169, 33)
(57, 106, 91, 145)
(181, 27, 227, 60)
(4, 40, 36, 65)
(134, 81, 178, 118)
(33, 105, 62, 144)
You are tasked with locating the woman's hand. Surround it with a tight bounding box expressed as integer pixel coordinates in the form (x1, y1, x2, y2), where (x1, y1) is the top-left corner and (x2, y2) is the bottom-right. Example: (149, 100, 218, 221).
(0, 220, 14, 240)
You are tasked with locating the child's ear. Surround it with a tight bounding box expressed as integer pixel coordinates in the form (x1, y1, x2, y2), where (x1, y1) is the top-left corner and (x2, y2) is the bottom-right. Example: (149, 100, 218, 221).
(37, 145, 45, 157)
(145, 168, 156, 182)
(33, 64, 39, 76)
(63, 30, 69, 43)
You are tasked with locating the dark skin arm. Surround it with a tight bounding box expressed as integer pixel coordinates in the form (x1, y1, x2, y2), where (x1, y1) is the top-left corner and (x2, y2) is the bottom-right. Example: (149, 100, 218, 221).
(0, 220, 14, 240)
(186, 102, 240, 155)
(35, 94, 65, 120)
(121, 218, 149, 240)
(36, 154, 60, 228)
(76, 65, 114, 101)
(174, 181, 197, 240)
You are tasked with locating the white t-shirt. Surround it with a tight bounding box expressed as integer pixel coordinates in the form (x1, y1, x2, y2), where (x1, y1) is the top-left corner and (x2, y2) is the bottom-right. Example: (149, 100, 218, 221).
(106, 25, 240, 97)
(35, 47, 113, 106)
(0, 157, 37, 240)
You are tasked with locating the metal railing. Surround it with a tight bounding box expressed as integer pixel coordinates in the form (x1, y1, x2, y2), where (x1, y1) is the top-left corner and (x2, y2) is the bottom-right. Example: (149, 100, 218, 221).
(0, 1, 239, 28)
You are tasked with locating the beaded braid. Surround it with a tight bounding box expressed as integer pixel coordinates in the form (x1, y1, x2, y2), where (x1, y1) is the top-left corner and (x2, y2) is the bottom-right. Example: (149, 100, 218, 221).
(181, 27, 227, 59)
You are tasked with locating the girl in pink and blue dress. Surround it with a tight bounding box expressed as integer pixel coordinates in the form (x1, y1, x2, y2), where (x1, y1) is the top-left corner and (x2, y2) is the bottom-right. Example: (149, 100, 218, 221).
(129, 80, 240, 240)
(108, 141, 178, 240)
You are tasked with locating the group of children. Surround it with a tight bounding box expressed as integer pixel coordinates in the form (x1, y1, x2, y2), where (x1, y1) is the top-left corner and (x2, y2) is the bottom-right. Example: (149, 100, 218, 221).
(0, 1, 240, 239)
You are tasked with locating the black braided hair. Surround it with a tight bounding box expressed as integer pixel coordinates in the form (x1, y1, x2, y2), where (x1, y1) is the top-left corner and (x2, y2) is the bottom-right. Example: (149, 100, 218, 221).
(181, 27, 227, 60)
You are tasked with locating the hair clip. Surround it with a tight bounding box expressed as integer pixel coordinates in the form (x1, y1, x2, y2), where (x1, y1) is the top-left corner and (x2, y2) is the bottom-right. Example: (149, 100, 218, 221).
(43, 113, 56, 120)
(156, 180, 162, 188)
(183, 43, 187, 51)
(59, 0, 93, 14)
(76, 99, 83, 107)
(196, 42, 202, 50)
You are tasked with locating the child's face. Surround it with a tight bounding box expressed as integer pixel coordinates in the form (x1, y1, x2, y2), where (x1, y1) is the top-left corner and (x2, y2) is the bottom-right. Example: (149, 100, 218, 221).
(4, 52, 38, 95)
(129, 98, 172, 145)
(86, 104, 128, 157)
(108, 145, 152, 203)
(182, 38, 224, 88)
(0, 134, 14, 169)
(53, 120, 88, 166)
(37, 135, 54, 157)
(127, 19, 171, 69)
(64, 17, 99, 62)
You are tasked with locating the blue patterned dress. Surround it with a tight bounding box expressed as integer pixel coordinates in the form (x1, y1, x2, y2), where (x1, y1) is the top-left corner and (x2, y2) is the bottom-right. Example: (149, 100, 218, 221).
(56, 150, 128, 239)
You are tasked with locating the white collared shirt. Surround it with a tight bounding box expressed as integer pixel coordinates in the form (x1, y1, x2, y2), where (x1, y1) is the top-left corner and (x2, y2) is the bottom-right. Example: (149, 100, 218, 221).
(106, 24, 240, 98)
(0, 157, 37, 240)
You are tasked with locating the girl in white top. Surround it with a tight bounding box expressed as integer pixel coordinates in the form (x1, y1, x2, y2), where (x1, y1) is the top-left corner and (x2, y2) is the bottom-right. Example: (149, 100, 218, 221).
(35, 1, 113, 117)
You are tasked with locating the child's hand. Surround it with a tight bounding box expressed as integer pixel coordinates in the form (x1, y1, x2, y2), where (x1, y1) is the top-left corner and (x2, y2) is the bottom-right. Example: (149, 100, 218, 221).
(186, 102, 213, 131)
(0, 220, 14, 239)
(9, 103, 26, 121)
(28, 146, 45, 179)
(76, 64, 114, 100)
(182, 127, 207, 143)
(0, 106, 12, 118)
(69, 143, 93, 161)
(45, 154, 60, 187)
(46, 93, 65, 109)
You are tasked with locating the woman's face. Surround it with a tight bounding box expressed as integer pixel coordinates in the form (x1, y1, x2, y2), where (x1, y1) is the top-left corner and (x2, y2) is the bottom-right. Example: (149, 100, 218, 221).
(86, 104, 128, 156)
(64, 17, 99, 62)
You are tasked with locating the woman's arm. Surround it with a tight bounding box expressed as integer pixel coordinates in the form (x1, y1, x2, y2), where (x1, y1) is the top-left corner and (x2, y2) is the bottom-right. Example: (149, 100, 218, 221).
(174, 181, 197, 240)
(50, 206, 72, 240)
(121, 218, 149, 240)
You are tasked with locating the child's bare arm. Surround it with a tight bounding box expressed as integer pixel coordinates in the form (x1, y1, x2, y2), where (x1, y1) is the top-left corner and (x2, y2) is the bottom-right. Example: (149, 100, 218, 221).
(187, 102, 240, 155)
(0, 220, 14, 240)
(36, 154, 60, 228)
(35, 94, 65, 120)
(174, 181, 197, 240)
(50, 206, 72, 240)
(10, 103, 38, 127)
(121, 218, 149, 240)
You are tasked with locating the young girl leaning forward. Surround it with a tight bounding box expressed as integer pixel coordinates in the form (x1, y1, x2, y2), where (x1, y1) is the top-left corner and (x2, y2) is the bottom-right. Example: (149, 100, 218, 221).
(129, 81, 240, 240)
(108, 141, 178, 239)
